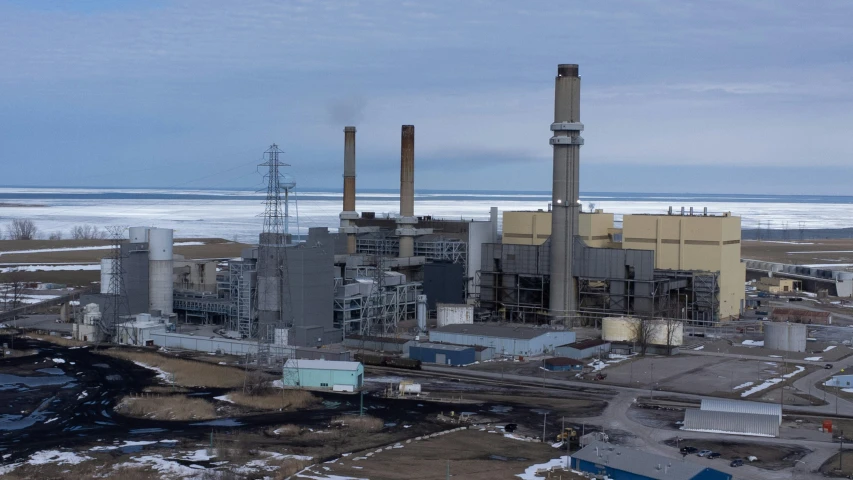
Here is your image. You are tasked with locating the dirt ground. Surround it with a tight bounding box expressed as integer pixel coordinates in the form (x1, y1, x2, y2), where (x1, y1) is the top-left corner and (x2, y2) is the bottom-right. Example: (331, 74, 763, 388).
(742, 239, 853, 267)
(662, 437, 810, 470)
(295, 428, 582, 480)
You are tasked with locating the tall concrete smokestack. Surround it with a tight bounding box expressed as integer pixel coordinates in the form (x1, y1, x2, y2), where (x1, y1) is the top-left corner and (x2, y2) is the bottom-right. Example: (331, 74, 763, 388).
(341, 126, 358, 254)
(398, 125, 416, 258)
(549, 64, 584, 322)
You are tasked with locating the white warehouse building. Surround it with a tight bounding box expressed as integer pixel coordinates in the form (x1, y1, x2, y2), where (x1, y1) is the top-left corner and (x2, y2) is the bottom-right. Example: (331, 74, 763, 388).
(428, 324, 575, 356)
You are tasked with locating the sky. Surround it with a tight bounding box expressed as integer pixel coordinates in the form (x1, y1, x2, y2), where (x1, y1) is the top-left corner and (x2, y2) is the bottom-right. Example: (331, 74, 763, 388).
(0, 0, 851, 194)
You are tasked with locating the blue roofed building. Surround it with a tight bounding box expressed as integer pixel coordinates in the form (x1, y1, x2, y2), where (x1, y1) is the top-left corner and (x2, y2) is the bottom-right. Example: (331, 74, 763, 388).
(572, 441, 732, 480)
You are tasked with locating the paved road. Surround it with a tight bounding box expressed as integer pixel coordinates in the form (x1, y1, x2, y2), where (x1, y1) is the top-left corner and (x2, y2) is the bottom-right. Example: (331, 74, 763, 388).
(5, 314, 70, 333)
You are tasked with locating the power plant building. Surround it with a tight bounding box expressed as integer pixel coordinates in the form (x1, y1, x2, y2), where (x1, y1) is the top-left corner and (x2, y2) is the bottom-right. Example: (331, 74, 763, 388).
(281, 359, 363, 392)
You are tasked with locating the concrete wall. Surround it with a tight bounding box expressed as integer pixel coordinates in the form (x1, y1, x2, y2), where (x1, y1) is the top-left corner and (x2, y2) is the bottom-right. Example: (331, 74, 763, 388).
(622, 213, 745, 320)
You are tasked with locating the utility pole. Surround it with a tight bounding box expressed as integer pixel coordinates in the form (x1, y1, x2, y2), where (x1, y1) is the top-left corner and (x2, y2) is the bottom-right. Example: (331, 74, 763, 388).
(542, 412, 548, 443)
(446, 460, 450, 479)
(650, 362, 655, 399)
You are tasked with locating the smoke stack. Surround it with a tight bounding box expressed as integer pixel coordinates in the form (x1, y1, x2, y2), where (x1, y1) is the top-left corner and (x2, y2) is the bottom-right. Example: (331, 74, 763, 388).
(398, 125, 416, 258)
(343, 127, 356, 212)
(548, 64, 583, 322)
(340, 126, 359, 254)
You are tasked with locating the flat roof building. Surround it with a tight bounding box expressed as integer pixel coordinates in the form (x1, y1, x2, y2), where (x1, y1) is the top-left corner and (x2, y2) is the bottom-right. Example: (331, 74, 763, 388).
(428, 324, 575, 356)
(408, 342, 476, 366)
(572, 441, 732, 480)
(282, 359, 363, 392)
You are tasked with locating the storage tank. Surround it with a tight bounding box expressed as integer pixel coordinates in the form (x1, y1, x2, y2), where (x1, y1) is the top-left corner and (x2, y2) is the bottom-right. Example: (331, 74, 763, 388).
(100, 258, 115, 294)
(437, 303, 473, 327)
(129, 226, 149, 243)
(648, 319, 684, 346)
(147, 228, 174, 314)
(602, 316, 638, 342)
(764, 322, 806, 352)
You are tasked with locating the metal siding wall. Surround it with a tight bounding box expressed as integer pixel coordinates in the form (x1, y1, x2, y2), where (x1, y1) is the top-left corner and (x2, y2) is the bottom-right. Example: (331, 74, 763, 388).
(683, 410, 778, 437)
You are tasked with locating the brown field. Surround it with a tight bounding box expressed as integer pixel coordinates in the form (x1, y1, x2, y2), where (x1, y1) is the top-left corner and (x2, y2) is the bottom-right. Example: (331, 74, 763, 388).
(224, 389, 319, 411)
(97, 349, 254, 388)
(114, 394, 218, 420)
(742, 238, 853, 266)
(25, 333, 89, 347)
(332, 415, 384, 432)
(295, 428, 583, 480)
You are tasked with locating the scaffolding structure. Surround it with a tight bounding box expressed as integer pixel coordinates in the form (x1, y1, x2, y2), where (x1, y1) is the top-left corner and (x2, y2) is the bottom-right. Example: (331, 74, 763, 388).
(100, 226, 133, 344)
(225, 260, 257, 337)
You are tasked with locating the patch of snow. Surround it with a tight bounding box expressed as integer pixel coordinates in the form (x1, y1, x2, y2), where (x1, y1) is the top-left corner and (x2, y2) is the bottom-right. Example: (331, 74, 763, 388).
(783, 366, 806, 378)
(77, 391, 88, 400)
(825, 345, 837, 352)
(28, 450, 92, 465)
(52, 358, 66, 364)
(504, 433, 536, 443)
(741, 340, 764, 347)
(843, 388, 853, 393)
(805, 357, 823, 361)
(769, 355, 782, 358)
(0, 264, 100, 273)
(741, 366, 805, 397)
(90, 440, 158, 452)
(693, 345, 704, 350)
(180, 449, 214, 461)
(115, 455, 198, 477)
(516, 456, 572, 479)
(733, 382, 754, 391)
(132, 361, 173, 383)
(213, 395, 234, 404)
(680, 426, 775, 437)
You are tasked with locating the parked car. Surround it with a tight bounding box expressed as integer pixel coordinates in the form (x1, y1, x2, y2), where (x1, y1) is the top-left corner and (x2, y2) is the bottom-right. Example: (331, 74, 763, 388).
(697, 450, 713, 457)
(730, 458, 744, 467)
(680, 446, 698, 454)
(707, 452, 721, 459)
(826, 364, 834, 369)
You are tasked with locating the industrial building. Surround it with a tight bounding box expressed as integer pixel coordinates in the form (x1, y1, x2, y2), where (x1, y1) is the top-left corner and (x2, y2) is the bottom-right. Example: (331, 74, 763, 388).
(682, 409, 779, 438)
(554, 338, 611, 359)
(771, 307, 831, 325)
(428, 324, 575, 356)
(699, 398, 782, 424)
(744, 259, 853, 298)
(681, 399, 781, 438)
(542, 357, 584, 371)
(756, 277, 800, 294)
(572, 441, 732, 480)
(492, 208, 746, 323)
(281, 359, 363, 392)
(408, 342, 475, 366)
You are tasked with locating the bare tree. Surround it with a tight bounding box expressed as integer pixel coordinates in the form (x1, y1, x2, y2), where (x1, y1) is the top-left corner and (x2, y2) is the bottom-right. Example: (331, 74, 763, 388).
(6, 219, 38, 240)
(632, 317, 657, 356)
(70, 224, 107, 240)
(1, 268, 25, 312)
(48, 231, 62, 240)
(661, 317, 682, 356)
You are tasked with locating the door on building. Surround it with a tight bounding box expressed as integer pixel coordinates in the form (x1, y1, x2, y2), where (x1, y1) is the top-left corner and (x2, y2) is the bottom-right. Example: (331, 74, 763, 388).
(435, 353, 446, 365)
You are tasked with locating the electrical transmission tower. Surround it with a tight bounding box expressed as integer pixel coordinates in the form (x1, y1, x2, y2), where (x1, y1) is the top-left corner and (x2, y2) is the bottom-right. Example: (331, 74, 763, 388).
(256, 144, 296, 369)
(98, 226, 131, 346)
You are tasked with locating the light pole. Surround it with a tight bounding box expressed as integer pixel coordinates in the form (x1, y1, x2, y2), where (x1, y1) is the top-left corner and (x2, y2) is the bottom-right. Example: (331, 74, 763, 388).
(650, 362, 655, 399)
(542, 412, 548, 443)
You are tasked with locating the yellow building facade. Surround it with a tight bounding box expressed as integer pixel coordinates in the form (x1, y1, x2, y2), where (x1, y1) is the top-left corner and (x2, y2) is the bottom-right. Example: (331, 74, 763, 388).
(500, 210, 746, 320)
(619, 213, 744, 320)
(503, 210, 615, 248)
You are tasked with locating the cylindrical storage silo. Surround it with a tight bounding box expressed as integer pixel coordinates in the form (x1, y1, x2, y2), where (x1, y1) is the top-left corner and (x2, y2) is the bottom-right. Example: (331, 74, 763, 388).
(100, 258, 115, 294)
(764, 322, 788, 351)
(788, 323, 807, 352)
(147, 228, 174, 314)
(416, 295, 427, 332)
(129, 227, 149, 243)
(602, 317, 638, 343)
(648, 319, 683, 346)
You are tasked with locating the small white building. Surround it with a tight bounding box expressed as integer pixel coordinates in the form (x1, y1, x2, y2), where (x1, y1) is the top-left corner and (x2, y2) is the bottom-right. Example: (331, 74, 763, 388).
(116, 313, 168, 346)
(72, 303, 102, 343)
